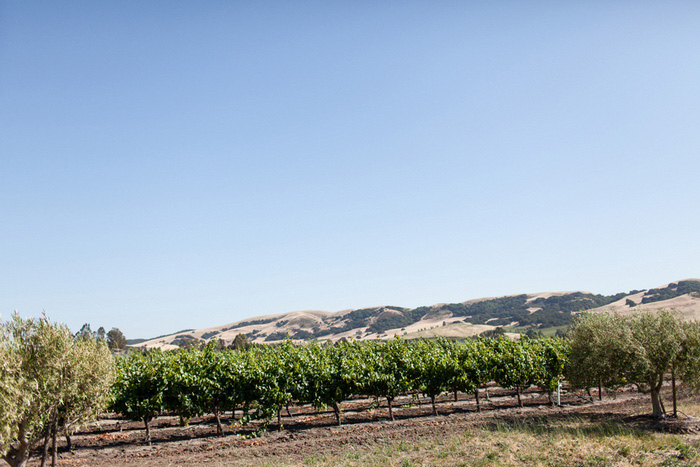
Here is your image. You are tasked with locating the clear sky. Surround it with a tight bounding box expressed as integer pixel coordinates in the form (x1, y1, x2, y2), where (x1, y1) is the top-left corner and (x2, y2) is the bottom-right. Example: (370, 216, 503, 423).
(1, 2, 699, 339)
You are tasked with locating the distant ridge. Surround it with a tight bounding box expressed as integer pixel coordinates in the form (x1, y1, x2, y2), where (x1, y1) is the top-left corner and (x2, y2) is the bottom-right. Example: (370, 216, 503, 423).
(134, 279, 700, 350)
(126, 329, 194, 346)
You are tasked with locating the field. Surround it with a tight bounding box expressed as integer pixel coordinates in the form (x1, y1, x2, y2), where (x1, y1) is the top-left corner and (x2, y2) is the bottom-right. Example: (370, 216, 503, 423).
(32, 386, 700, 466)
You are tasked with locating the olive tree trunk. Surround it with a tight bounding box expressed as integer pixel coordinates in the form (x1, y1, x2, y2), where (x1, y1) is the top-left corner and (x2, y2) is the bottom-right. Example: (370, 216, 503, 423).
(65, 432, 72, 452)
(50, 417, 58, 467)
(650, 374, 666, 418)
(2, 420, 31, 467)
(40, 425, 51, 467)
(650, 388, 664, 418)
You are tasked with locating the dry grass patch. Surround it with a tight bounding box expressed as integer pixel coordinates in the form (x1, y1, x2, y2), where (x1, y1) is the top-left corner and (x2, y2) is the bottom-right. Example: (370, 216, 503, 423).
(677, 399, 700, 418)
(282, 415, 700, 466)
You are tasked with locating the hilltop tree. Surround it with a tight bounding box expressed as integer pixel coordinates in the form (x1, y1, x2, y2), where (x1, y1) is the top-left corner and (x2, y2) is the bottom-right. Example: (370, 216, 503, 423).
(75, 323, 94, 341)
(230, 333, 250, 351)
(107, 328, 127, 351)
(480, 327, 505, 339)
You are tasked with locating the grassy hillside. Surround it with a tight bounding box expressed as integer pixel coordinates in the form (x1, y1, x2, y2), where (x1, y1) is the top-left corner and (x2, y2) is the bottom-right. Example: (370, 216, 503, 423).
(133, 279, 700, 349)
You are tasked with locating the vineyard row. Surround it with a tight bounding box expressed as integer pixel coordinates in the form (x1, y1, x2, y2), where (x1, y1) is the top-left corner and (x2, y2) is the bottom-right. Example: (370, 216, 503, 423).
(110, 337, 568, 442)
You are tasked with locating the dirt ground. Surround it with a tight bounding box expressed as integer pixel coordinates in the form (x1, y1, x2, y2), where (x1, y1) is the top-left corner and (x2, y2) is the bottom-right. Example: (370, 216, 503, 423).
(25, 386, 700, 466)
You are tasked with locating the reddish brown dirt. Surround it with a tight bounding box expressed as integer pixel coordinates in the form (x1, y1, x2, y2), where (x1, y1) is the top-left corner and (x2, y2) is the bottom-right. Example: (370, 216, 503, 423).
(25, 386, 700, 466)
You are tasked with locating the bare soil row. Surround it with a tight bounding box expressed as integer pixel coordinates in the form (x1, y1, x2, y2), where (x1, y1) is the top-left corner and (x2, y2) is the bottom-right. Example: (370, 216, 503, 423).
(28, 386, 700, 466)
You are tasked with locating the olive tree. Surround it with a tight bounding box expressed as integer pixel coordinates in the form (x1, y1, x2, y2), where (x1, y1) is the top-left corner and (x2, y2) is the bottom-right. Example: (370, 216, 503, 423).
(677, 320, 700, 400)
(566, 311, 639, 398)
(567, 309, 694, 418)
(626, 310, 684, 417)
(0, 313, 114, 467)
(0, 330, 25, 465)
(58, 337, 115, 445)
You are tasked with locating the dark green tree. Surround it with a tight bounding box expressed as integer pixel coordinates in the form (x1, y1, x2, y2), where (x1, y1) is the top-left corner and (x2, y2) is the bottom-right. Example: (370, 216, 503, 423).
(230, 333, 251, 351)
(107, 328, 127, 351)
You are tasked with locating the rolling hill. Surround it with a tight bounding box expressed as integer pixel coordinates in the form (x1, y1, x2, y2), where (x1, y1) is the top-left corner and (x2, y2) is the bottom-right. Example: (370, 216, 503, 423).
(133, 279, 700, 350)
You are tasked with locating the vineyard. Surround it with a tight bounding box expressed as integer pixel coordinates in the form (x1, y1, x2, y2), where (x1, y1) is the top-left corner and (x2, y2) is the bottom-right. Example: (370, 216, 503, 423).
(4, 309, 700, 466)
(110, 336, 568, 442)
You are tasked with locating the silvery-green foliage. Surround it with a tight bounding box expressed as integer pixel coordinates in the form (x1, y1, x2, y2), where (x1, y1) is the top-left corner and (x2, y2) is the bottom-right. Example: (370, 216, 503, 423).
(0, 313, 113, 467)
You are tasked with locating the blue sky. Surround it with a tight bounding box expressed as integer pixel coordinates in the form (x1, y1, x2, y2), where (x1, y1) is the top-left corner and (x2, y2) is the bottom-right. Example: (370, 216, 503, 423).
(1, 2, 699, 339)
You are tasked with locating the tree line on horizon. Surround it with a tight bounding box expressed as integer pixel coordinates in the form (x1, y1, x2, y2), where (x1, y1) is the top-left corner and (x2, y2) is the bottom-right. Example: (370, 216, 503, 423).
(73, 323, 127, 351)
